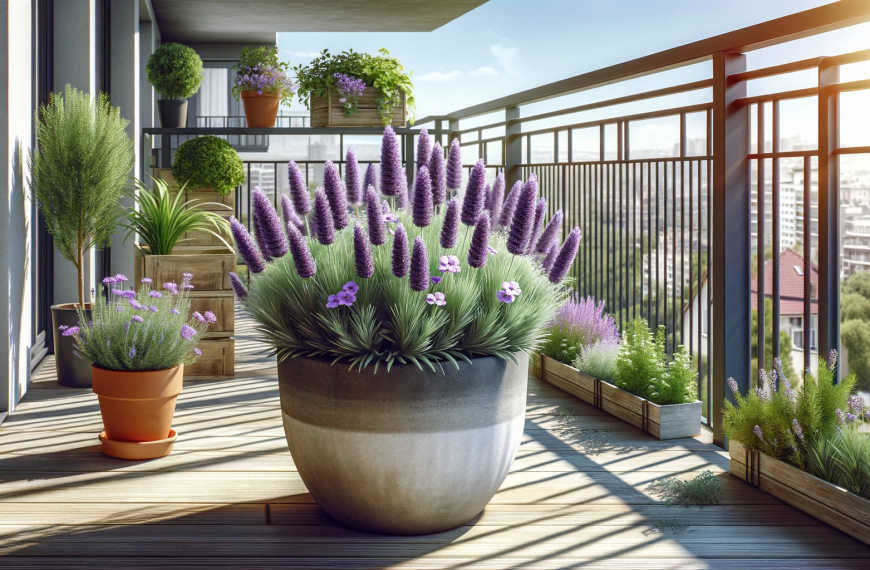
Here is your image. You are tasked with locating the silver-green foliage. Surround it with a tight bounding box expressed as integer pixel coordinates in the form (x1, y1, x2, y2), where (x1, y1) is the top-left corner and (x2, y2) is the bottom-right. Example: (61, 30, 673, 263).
(246, 214, 564, 371)
(72, 281, 209, 371)
(121, 178, 232, 255)
(574, 341, 618, 382)
(29, 85, 133, 306)
(645, 471, 724, 506)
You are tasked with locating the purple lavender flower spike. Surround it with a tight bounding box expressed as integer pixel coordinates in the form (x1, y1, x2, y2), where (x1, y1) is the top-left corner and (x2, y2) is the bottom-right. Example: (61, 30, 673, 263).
(364, 163, 378, 195)
(487, 172, 505, 222)
(413, 166, 434, 228)
(548, 227, 582, 283)
(526, 197, 547, 253)
(365, 186, 387, 246)
(467, 212, 491, 269)
(416, 128, 431, 172)
(392, 223, 410, 278)
(460, 160, 487, 226)
(446, 138, 463, 193)
(345, 147, 362, 205)
(181, 325, 197, 341)
(253, 187, 289, 258)
(498, 180, 523, 228)
(535, 210, 564, 254)
(353, 224, 375, 279)
(727, 377, 739, 397)
(323, 160, 349, 230)
(409, 237, 430, 292)
(287, 160, 311, 215)
(281, 194, 304, 233)
(429, 142, 446, 206)
(229, 216, 266, 273)
(441, 198, 460, 249)
(396, 186, 409, 211)
(251, 199, 272, 262)
(312, 188, 336, 245)
(286, 221, 317, 278)
(507, 175, 538, 255)
(753, 425, 766, 443)
(380, 126, 407, 198)
(483, 183, 492, 214)
(792, 419, 805, 442)
(229, 271, 248, 300)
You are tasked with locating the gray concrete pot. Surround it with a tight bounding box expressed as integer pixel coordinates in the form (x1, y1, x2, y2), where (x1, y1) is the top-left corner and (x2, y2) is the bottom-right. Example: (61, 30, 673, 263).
(51, 303, 93, 388)
(277, 352, 529, 535)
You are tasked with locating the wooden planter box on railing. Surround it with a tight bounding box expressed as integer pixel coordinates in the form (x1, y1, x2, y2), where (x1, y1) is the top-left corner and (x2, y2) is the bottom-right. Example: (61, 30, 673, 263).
(310, 87, 406, 128)
(534, 354, 701, 440)
(729, 440, 870, 546)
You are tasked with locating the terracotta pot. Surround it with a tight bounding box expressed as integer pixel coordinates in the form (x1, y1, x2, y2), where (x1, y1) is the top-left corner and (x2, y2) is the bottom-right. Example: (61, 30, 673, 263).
(278, 353, 528, 535)
(92, 364, 183, 444)
(240, 91, 279, 128)
(51, 303, 93, 388)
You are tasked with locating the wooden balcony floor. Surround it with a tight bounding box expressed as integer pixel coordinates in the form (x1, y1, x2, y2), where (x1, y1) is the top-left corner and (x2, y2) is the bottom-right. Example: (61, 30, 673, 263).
(1, 314, 869, 568)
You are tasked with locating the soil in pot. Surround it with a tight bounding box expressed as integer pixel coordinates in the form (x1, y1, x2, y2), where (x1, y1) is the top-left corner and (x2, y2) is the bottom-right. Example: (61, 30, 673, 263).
(51, 303, 93, 388)
(278, 353, 529, 535)
(241, 91, 279, 128)
(157, 99, 188, 128)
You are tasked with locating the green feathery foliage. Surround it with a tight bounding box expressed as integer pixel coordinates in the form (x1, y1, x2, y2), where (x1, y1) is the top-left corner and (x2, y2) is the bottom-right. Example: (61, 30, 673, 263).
(121, 178, 232, 255)
(28, 84, 133, 306)
(646, 471, 724, 506)
(245, 214, 565, 372)
(71, 277, 209, 371)
(172, 136, 244, 197)
(146, 43, 203, 100)
(574, 341, 619, 382)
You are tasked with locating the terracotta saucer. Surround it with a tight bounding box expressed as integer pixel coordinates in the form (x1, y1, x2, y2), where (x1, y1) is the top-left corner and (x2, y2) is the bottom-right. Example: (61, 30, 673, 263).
(99, 429, 178, 460)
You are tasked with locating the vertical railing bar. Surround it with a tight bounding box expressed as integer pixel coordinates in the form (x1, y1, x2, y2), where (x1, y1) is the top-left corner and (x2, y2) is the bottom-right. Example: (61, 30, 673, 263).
(681, 159, 686, 349)
(772, 100, 781, 364)
(680, 113, 687, 159)
(803, 155, 812, 370)
(671, 160, 677, 354)
(633, 160, 638, 322)
(706, 154, 713, 424)
(554, 131, 559, 164)
(639, 161, 645, 321)
(757, 103, 766, 378)
(664, 160, 670, 352)
(689, 159, 696, 398)
(619, 158, 624, 331)
(246, 163, 253, 232)
(656, 160, 661, 330)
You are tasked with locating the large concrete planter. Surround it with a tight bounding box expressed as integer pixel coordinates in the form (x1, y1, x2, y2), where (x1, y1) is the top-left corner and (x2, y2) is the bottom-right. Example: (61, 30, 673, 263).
(51, 303, 92, 388)
(278, 353, 529, 535)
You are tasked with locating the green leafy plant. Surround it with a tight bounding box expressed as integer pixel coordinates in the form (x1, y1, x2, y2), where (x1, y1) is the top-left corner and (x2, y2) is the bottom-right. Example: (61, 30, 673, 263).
(146, 43, 203, 100)
(231, 46, 297, 106)
(541, 296, 619, 365)
(645, 471, 724, 506)
(613, 318, 696, 405)
(293, 48, 415, 125)
(68, 274, 210, 371)
(172, 136, 244, 196)
(574, 341, 618, 382)
(28, 84, 133, 307)
(121, 178, 232, 255)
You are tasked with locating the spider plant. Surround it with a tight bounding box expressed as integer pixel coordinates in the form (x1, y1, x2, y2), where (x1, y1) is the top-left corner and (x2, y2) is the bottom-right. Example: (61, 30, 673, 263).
(122, 178, 232, 255)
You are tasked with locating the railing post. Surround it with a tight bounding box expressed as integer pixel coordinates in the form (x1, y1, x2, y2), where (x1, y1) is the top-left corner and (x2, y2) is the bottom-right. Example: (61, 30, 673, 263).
(505, 106, 522, 185)
(818, 59, 840, 375)
(711, 52, 750, 447)
(404, 130, 415, 189)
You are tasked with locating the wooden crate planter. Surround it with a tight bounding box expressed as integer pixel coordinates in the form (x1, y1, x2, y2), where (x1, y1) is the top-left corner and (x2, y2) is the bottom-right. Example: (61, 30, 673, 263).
(538, 354, 701, 440)
(729, 440, 870, 546)
(134, 242, 235, 379)
(153, 168, 235, 247)
(310, 87, 406, 128)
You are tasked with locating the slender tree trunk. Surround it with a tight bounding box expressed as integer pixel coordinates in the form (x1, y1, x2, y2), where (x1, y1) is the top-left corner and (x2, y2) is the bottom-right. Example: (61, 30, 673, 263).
(77, 233, 84, 308)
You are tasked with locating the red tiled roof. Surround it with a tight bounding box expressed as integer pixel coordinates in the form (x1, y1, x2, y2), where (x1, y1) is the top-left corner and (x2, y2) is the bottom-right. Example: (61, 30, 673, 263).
(750, 248, 818, 316)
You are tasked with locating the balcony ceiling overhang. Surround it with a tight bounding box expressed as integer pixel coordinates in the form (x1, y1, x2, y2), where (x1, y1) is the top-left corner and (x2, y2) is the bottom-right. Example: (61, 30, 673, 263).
(150, 0, 489, 44)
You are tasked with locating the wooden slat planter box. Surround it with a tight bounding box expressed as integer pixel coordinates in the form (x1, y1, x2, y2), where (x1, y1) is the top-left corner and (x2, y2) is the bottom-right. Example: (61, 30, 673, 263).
(134, 242, 235, 379)
(537, 354, 701, 440)
(310, 87, 406, 128)
(153, 168, 235, 247)
(729, 440, 870, 546)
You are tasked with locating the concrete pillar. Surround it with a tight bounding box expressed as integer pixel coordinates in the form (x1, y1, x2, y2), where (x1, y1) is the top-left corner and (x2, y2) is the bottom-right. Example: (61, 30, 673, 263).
(139, 19, 154, 182)
(0, 0, 35, 412)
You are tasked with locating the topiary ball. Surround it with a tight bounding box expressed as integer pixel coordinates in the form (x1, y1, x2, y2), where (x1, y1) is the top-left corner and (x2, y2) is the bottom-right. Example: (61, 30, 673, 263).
(146, 43, 204, 100)
(172, 136, 245, 196)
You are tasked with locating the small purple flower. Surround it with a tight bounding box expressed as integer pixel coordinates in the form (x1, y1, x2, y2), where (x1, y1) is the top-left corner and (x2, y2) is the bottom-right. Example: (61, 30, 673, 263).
(497, 291, 515, 304)
(204, 311, 217, 324)
(194, 347, 202, 356)
(488, 245, 498, 255)
(170, 308, 180, 315)
(132, 315, 143, 323)
(129, 346, 136, 359)
(182, 272, 193, 280)
(58, 325, 68, 331)
(426, 292, 446, 306)
(383, 213, 399, 223)
(114, 274, 128, 282)
(149, 291, 162, 298)
(61, 326, 80, 336)
(326, 295, 340, 309)
(229, 272, 249, 300)
(337, 290, 356, 306)
(141, 278, 153, 284)
(502, 281, 522, 296)
(149, 306, 158, 313)
(438, 255, 461, 274)
(848, 394, 865, 416)
(727, 378, 739, 396)
(163, 282, 179, 295)
(343, 282, 359, 295)
(183, 283, 195, 290)
(753, 425, 766, 444)
(193, 311, 206, 323)
(392, 223, 410, 278)
(431, 276, 442, 285)
(115, 305, 123, 312)
(180, 325, 197, 341)
(102, 276, 117, 285)
(828, 349, 838, 369)
(128, 299, 143, 310)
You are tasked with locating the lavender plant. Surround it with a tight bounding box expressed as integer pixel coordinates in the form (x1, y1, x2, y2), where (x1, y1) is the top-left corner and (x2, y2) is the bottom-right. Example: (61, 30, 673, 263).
(333, 73, 366, 117)
(235, 129, 577, 371)
(66, 274, 209, 371)
(541, 296, 619, 364)
(574, 341, 620, 382)
(232, 46, 297, 106)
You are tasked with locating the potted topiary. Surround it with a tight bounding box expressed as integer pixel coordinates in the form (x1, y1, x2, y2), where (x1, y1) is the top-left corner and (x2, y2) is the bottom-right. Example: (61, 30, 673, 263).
(232, 46, 297, 128)
(66, 273, 211, 459)
(294, 48, 415, 127)
(228, 127, 580, 534)
(28, 84, 133, 388)
(146, 42, 203, 128)
(168, 135, 244, 205)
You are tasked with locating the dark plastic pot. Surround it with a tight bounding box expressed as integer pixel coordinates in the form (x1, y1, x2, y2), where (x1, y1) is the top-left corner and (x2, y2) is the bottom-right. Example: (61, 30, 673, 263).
(157, 99, 188, 128)
(51, 303, 92, 388)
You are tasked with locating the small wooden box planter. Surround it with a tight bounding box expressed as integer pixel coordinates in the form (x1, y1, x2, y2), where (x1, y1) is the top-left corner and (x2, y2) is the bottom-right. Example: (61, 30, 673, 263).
(154, 168, 235, 248)
(134, 242, 235, 379)
(729, 440, 870, 546)
(537, 354, 701, 440)
(310, 87, 406, 128)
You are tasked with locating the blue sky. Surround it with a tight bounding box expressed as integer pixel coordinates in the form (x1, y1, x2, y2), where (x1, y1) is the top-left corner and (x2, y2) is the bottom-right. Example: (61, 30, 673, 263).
(277, 0, 856, 119)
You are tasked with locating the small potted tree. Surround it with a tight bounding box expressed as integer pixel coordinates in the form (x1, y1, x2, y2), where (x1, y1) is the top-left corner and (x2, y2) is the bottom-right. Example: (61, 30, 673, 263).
(294, 48, 415, 127)
(146, 42, 203, 128)
(67, 273, 211, 459)
(232, 46, 297, 128)
(29, 84, 133, 388)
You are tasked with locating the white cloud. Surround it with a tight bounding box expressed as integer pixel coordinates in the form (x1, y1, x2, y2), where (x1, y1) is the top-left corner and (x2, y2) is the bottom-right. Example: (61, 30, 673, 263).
(469, 66, 499, 77)
(418, 67, 499, 83)
(490, 44, 518, 74)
